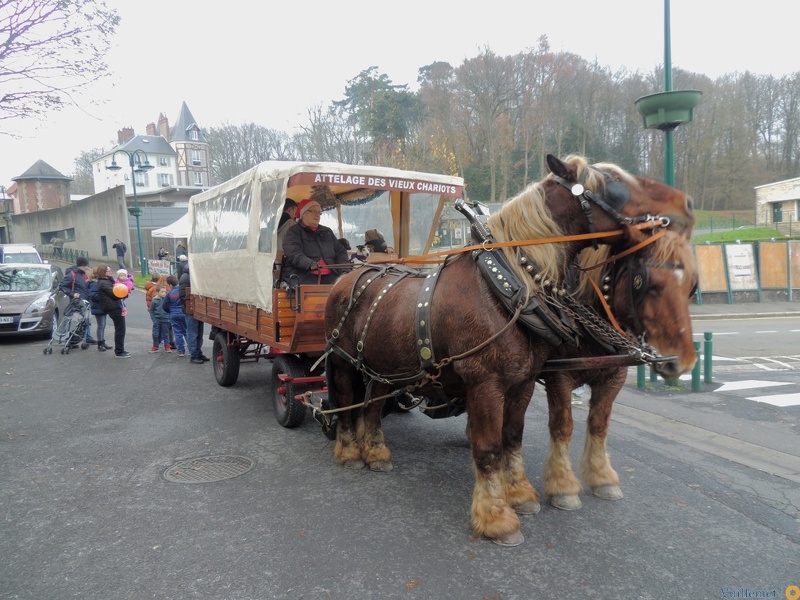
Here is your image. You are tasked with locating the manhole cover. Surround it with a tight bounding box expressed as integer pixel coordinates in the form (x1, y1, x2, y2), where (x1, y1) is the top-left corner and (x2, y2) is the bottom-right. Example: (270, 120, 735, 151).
(164, 455, 255, 483)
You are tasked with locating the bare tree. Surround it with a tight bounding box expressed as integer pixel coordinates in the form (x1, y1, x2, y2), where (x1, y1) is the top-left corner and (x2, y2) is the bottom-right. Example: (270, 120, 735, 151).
(0, 0, 119, 124)
(294, 104, 356, 163)
(206, 122, 293, 183)
(71, 147, 105, 194)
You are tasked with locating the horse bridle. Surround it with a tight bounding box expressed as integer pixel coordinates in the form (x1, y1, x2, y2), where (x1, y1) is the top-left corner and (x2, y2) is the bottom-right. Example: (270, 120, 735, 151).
(606, 252, 693, 338)
(551, 166, 671, 240)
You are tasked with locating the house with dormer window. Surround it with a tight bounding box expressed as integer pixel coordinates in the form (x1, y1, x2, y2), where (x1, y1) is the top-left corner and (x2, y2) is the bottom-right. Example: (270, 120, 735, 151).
(92, 101, 211, 197)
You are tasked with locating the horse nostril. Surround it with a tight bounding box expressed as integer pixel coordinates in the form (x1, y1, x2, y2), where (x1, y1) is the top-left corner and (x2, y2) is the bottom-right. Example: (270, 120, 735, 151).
(655, 361, 679, 379)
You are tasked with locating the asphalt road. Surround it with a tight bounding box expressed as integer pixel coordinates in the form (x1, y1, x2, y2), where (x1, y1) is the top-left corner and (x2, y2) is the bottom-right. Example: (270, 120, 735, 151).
(1, 289, 798, 600)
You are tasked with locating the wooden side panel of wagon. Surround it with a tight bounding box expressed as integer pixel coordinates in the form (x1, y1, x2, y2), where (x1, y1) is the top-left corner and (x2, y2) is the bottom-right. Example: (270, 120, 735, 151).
(189, 285, 332, 354)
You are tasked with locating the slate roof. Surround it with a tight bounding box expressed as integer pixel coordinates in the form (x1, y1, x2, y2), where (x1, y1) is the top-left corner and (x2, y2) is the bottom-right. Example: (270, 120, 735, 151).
(12, 159, 72, 182)
(169, 101, 207, 143)
(104, 135, 177, 160)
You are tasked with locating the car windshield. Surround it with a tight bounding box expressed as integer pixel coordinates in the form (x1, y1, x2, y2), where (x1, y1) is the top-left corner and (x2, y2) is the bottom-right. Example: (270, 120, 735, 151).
(2, 252, 40, 263)
(0, 267, 51, 292)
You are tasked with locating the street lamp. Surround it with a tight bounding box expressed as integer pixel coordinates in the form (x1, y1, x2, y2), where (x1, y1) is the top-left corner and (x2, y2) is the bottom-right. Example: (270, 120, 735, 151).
(107, 149, 154, 276)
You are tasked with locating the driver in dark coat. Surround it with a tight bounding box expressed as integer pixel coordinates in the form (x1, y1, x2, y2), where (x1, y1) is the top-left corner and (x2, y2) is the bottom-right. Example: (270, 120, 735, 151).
(281, 198, 349, 285)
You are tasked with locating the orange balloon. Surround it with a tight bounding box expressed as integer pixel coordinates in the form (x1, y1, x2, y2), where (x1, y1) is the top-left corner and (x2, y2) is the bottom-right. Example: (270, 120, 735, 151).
(113, 283, 128, 298)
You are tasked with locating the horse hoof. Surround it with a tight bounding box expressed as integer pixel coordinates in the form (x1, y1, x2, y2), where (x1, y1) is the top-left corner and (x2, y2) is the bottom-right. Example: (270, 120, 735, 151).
(514, 500, 541, 515)
(489, 530, 525, 547)
(343, 459, 365, 470)
(550, 494, 582, 511)
(592, 485, 623, 500)
(368, 460, 393, 472)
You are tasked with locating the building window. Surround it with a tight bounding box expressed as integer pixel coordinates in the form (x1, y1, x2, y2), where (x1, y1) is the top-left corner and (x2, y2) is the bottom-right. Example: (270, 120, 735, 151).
(159, 156, 169, 166)
(191, 150, 202, 166)
(135, 172, 148, 187)
(190, 129, 199, 141)
(159, 173, 173, 187)
(773, 203, 783, 223)
(193, 172, 203, 186)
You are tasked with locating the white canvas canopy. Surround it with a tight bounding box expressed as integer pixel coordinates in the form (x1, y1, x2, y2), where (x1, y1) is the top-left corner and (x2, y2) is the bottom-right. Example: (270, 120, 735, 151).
(151, 213, 190, 239)
(188, 161, 465, 313)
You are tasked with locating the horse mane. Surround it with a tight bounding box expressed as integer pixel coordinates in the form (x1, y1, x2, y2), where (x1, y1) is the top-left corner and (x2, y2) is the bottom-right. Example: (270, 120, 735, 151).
(486, 154, 634, 300)
(571, 246, 610, 303)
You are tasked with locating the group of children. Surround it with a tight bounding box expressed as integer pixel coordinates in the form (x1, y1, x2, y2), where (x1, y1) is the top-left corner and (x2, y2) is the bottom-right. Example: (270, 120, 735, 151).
(145, 273, 187, 356)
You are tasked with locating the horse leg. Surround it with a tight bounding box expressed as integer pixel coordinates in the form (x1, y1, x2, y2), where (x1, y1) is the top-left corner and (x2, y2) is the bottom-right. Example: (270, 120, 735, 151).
(501, 381, 540, 516)
(331, 360, 365, 470)
(468, 380, 524, 547)
(580, 369, 625, 501)
(356, 383, 392, 472)
(543, 373, 582, 511)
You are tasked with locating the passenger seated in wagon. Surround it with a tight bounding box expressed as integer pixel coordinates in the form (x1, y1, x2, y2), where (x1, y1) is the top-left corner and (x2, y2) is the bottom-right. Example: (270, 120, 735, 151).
(281, 198, 349, 285)
(364, 228, 394, 254)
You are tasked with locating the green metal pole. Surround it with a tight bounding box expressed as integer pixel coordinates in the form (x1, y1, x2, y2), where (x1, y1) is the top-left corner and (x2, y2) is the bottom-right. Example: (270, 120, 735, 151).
(637, 364, 646, 389)
(663, 0, 675, 188)
(664, 0, 672, 92)
(704, 331, 713, 383)
(692, 341, 701, 391)
(130, 160, 147, 277)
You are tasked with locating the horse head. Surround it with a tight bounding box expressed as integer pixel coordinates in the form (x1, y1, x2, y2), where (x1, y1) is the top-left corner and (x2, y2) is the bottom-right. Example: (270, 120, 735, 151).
(487, 154, 695, 306)
(576, 230, 698, 379)
(545, 153, 696, 239)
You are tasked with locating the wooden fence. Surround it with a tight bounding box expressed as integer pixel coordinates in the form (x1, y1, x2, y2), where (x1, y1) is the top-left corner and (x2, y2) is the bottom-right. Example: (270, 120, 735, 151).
(694, 240, 800, 303)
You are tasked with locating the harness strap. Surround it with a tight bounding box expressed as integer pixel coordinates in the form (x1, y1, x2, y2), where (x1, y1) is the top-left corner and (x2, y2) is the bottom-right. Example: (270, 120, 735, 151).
(356, 269, 414, 369)
(415, 263, 445, 372)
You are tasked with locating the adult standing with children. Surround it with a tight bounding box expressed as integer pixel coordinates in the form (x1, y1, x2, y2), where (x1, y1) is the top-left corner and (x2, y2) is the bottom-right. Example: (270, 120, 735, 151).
(88, 265, 113, 352)
(96, 264, 130, 358)
(179, 260, 208, 364)
(59, 256, 95, 344)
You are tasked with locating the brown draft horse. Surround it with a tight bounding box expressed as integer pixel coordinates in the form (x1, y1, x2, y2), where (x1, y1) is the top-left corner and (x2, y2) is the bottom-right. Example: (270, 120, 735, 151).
(323, 154, 696, 546)
(541, 231, 698, 511)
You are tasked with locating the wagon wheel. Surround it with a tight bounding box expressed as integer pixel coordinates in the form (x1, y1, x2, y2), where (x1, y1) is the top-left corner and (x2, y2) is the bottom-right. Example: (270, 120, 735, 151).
(212, 331, 240, 387)
(269, 354, 307, 428)
(80, 343, 89, 350)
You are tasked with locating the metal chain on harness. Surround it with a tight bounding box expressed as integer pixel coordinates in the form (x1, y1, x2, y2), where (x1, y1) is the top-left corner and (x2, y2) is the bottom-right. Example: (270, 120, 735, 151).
(543, 292, 662, 362)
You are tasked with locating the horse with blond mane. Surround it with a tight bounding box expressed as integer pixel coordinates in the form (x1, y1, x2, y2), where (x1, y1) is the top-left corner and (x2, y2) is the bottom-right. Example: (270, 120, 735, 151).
(541, 231, 697, 511)
(323, 154, 696, 546)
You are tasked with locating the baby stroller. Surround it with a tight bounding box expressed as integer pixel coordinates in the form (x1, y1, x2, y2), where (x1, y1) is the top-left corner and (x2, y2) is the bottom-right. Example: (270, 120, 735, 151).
(44, 298, 91, 355)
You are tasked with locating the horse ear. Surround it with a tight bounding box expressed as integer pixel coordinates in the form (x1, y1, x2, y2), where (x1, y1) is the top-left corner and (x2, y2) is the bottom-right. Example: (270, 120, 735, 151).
(545, 154, 577, 182)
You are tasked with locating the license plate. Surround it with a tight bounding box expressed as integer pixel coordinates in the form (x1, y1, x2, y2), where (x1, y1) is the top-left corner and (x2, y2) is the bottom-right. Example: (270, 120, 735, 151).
(0, 316, 13, 324)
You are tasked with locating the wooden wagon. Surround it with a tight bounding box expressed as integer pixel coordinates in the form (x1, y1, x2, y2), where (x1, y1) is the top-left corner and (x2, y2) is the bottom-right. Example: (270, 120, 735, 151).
(186, 161, 465, 427)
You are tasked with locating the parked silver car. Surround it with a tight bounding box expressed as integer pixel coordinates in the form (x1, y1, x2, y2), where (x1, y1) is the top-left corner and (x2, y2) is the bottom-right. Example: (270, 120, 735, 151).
(0, 263, 64, 338)
(0, 243, 44, 264)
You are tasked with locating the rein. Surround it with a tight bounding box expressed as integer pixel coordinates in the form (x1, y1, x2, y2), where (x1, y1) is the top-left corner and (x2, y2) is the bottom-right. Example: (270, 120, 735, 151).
(365, 218, 667, 267)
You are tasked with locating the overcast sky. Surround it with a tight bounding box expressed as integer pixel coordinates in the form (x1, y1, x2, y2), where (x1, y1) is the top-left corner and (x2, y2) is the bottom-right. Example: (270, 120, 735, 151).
(1, 0, 797, 189)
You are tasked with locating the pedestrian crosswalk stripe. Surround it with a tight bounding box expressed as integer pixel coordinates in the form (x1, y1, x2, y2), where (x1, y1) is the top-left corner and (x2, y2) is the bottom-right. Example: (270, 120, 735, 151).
(745, 392, 800, 407)
(715, 380, 790, 392)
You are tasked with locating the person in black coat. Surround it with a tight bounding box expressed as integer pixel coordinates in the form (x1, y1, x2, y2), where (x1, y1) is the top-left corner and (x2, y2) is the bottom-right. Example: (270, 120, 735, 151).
(179, 262, 207, 364)
(281, 198, 349, 285)
(96, 266, 130, 358)
(58, 255, 95, 343)
(88, 265, 113, 351)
